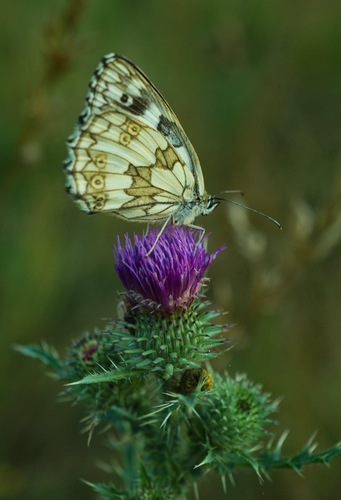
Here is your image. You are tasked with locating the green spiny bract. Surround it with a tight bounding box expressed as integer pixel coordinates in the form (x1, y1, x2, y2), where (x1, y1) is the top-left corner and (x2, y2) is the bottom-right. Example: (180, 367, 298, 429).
(187, 372, 278, 472)
(107, 299, 228, 381)
(63, 330, 164, 432)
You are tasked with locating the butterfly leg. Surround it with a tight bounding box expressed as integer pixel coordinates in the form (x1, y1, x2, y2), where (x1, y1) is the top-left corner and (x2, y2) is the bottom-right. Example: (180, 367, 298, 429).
(185, 224, 207, 252)
(145, 216, 172, 257)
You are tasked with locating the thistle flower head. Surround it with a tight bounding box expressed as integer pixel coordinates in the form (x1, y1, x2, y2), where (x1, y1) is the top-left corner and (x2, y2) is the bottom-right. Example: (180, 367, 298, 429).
(114, 226, 224, 313)
(68, 330, 114, 377)
(191, 373, 278, 458)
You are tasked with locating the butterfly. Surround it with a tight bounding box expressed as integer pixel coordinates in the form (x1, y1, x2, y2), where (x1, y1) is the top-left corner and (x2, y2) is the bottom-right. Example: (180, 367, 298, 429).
(64, 54, 281, 243)
(64, 53, 219, 233)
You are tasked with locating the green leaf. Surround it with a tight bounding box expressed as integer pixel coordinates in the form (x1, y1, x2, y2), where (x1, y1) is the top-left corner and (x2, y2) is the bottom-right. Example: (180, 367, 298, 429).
(67, 368, 142, 385)
(14, 343, 65, 376)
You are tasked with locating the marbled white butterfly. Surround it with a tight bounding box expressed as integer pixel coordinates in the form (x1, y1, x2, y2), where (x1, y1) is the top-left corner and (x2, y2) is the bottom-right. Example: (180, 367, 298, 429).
(64, 54, 281, 239)
(64, 53, 218, 229)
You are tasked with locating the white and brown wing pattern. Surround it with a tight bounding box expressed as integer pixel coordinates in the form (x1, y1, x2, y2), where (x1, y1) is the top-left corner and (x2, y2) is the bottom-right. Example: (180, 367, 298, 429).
(64, 54, 212, 225)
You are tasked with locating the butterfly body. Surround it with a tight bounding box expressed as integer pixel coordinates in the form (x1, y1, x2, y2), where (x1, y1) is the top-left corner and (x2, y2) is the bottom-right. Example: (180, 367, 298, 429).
(64, 54, 218, 226)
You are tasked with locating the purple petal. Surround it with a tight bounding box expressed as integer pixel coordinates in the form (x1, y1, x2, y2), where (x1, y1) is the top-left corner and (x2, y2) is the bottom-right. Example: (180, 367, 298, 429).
(114, 226, 225, 312)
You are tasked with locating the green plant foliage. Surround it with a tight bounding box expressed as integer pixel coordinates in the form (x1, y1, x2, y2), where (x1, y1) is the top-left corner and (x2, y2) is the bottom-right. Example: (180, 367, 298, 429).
(18, 227, 341, 499)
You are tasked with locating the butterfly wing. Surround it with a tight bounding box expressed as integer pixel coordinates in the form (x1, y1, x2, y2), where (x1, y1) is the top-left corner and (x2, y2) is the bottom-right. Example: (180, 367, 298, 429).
(64, 54, 205, 222)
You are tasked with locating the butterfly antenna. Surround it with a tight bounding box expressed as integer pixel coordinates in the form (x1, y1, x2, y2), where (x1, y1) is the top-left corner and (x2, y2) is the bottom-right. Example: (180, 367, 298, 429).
(218, 190, 245, 196)
(215, 197, 282, 229)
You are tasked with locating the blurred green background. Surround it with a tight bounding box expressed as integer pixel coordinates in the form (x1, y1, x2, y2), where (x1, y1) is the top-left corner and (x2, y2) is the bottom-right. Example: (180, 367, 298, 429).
(1, 0, 341, 498)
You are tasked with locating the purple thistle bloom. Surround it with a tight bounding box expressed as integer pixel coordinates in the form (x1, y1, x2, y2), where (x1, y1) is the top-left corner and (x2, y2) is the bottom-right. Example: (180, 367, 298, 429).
(114, 226, 224, 313)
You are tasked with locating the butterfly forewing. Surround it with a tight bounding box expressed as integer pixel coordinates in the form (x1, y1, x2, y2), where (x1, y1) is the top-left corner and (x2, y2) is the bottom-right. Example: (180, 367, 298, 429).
(65, 54, 206, 224)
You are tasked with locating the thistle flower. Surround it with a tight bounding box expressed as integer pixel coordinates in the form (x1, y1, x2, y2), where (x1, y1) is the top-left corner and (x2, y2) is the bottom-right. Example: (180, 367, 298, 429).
(19, 219, 341, 498)
(111, 227, 227, 380)
(68, 330, 114, 376)
(114, 226, 224, 313)
(190, 373, 278, 463)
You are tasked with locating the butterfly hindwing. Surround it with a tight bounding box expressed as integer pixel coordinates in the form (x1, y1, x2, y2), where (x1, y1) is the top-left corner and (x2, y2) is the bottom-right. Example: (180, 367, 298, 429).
(65, 54, 206, 224)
